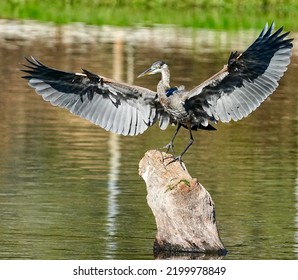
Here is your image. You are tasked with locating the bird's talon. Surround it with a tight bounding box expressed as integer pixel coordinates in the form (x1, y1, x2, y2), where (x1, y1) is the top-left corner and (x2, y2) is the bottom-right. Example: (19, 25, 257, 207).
(163, 154, 174, 161)
(165, 155, 185, 170)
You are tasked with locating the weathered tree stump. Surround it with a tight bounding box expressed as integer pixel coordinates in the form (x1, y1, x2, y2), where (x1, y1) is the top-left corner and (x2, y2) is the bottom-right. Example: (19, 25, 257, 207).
(139, 150, 226, 257)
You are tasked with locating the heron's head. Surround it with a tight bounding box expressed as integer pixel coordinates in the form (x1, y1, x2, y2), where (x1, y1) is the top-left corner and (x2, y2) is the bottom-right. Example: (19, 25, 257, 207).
(137, 61, 167, 78)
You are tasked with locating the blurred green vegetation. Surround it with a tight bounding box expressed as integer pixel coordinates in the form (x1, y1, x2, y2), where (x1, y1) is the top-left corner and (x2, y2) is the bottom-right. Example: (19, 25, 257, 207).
(0, 0, 297, 30)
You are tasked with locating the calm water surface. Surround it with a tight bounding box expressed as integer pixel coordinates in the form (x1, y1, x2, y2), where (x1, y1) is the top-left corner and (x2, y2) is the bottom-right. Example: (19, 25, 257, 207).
(0, 21, 297, 259)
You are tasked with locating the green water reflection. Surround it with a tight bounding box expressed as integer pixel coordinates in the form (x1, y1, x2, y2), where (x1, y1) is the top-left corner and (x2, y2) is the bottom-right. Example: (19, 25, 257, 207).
(0, 22, 297, 259)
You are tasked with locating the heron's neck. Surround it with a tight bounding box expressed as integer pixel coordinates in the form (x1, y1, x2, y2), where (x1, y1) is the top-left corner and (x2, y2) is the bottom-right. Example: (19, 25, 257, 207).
(161, 67, 170, 89)
(157, 67, 170, 101)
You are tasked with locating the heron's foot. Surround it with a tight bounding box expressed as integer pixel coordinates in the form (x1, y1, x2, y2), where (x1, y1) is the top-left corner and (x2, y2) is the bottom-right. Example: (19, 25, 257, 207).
(156, 146, 172, 162)
(165, 154, 185, 170)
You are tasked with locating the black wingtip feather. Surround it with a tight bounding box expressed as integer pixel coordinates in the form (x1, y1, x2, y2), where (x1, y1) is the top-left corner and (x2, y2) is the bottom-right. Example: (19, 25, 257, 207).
(21, 58, 38, 80)
(23, 56, 49, 71)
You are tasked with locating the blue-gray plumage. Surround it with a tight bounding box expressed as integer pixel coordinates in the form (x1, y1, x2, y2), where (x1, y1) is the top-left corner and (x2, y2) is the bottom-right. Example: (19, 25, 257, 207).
(22, 23, 293, 164)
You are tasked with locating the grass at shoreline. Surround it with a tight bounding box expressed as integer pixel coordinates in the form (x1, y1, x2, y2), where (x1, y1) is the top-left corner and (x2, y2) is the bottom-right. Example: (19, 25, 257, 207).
(0, 0, 297, 30)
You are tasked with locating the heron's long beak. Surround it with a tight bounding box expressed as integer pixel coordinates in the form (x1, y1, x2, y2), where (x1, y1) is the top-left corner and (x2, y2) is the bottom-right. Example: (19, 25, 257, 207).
(137, 67, 155, 78)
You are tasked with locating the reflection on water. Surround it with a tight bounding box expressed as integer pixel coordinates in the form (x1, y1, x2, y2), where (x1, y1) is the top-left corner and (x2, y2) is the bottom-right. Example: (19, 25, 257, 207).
(0, 20, 297, 260)
(295, 179, 298, 258)
(106, 134, 120, 257)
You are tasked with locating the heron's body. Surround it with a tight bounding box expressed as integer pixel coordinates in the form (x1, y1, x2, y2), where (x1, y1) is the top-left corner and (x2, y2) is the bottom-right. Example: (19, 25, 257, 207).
(161, 88, 189, 124)
(22, 23, 293, 163)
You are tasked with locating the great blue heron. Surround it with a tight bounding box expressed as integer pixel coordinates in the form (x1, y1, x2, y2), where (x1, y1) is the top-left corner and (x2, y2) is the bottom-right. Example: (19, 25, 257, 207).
(22, 23, 293, 164)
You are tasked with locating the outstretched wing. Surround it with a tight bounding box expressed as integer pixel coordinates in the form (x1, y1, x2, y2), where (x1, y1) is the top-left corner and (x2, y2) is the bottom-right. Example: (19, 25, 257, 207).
(185, 23, 293, 124)
(22, 57, 164, 136)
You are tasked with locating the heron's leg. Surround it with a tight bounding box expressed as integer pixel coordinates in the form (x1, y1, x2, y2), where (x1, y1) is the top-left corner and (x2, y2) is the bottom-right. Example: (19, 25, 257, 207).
(179, 127, 194, 158)
(167, 127, 194, 169)
(164, 123, 182, 154)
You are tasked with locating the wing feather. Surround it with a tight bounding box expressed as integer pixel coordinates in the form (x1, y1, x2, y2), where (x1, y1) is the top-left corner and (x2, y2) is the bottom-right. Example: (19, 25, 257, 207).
(122, 106, 132, 136)
(186, 23, 293, 125)
(22, 57, 167, 136)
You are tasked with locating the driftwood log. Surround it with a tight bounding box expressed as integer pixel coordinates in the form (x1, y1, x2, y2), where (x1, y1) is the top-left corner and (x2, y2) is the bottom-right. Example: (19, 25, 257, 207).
(139, 150, 226, 257)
